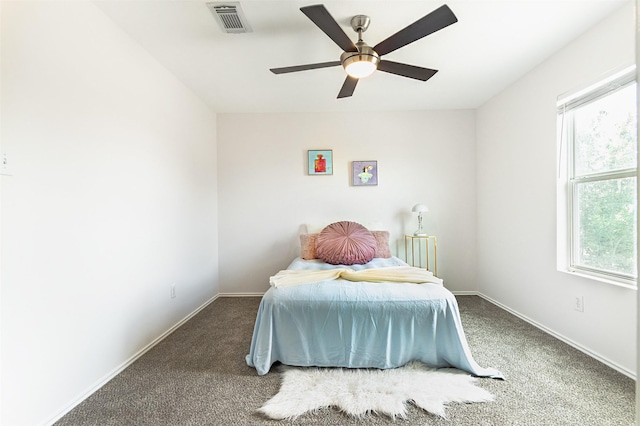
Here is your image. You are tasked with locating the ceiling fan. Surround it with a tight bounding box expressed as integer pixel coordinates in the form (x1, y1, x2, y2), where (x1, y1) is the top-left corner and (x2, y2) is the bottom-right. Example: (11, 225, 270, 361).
(270, 4, 458, 99)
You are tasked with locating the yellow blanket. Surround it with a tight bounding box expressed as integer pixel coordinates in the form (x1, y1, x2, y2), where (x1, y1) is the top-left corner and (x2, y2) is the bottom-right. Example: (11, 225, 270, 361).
(269, 266, 443, 288)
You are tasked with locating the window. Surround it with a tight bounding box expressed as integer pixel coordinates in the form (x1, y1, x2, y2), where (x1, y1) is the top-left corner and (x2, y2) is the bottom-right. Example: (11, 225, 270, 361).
(558, 68, 637, 286)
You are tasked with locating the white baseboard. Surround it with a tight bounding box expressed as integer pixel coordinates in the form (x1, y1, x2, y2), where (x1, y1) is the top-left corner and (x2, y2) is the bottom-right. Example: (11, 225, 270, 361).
(469, 292, 636, 380)
(219, 292, 264, 297)
(45, 294, 220, 426)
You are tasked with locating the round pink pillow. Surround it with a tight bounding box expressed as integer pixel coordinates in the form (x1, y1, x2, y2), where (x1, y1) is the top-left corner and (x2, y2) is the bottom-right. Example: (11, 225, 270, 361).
(315, 221, 377, 265)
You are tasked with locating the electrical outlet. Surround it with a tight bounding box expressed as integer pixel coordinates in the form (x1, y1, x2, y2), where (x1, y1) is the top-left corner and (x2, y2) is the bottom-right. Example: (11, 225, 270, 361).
(171, 285, 176, 299)
(574, 296, 584, 312)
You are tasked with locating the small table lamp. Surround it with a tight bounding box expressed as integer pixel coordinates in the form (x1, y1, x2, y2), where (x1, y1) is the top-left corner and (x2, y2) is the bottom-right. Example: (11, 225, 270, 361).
(411, 203, 429, 236)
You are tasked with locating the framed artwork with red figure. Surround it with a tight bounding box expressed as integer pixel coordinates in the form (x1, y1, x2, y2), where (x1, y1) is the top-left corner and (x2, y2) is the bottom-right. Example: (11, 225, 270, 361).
(308, 150, 333, 175)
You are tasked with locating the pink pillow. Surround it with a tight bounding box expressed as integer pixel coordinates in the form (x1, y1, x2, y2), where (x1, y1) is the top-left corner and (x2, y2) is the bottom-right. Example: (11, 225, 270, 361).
(300, 230, 391, 260)
(371, 231, 392, 258)
(300, 233, 318, 260)
(315, 221, 377, 265)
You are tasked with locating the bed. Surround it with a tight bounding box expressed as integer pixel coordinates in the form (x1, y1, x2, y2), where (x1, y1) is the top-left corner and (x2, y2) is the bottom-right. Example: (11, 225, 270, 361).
(245, 221, 503, 379)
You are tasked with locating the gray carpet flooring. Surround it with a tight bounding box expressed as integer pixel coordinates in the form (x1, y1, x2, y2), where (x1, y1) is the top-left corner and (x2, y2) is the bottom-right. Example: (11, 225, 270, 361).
(56, 296, 635, 425)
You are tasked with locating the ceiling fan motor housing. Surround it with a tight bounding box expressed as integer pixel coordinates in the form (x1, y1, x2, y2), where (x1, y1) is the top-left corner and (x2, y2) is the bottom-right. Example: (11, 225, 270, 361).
(340, 42, 380, 77)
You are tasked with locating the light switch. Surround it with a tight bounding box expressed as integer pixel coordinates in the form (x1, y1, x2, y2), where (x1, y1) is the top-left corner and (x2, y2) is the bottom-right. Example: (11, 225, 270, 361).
(1, 152, 12, 176)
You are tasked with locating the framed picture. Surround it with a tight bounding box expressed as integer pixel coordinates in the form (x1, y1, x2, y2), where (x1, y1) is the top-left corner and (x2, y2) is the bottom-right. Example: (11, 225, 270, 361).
(308, 150, 333, 175)
(352, 161, 378, 186)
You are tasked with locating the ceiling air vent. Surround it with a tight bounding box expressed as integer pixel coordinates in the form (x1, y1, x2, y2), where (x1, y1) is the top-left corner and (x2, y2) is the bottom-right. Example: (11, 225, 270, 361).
(207, 2, 252, 34)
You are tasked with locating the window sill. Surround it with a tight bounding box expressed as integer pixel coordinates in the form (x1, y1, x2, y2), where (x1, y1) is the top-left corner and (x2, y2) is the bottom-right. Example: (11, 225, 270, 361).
(560, 268, 637, 290)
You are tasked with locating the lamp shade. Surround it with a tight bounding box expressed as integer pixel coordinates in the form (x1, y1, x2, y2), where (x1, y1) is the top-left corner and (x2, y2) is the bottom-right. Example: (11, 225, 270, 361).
(412, 203, 429, 213)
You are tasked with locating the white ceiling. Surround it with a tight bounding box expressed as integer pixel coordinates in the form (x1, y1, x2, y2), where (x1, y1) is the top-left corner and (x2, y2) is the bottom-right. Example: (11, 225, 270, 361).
(94, 0, 630, 113)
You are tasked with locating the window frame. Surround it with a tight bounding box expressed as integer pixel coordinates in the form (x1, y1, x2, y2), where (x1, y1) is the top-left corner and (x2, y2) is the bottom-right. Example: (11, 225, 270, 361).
(559, 69, 637, 286)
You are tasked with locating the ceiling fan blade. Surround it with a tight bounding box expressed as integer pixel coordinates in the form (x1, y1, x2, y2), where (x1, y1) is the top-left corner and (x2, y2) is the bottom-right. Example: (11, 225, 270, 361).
(337, 76, 358, 98)
(373, 5, 457, 56)
(377, 60, 438, 81)
(301, 5, 358, 53)
(270, 61, 341, 74)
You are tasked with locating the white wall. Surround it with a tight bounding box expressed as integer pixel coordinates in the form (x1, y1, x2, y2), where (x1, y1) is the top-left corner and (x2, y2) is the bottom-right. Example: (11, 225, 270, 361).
(476, 3, 636, 376)
(0, 2, 219, 425)
(217, 110, 477, 294)
(636, 0, 639, 416)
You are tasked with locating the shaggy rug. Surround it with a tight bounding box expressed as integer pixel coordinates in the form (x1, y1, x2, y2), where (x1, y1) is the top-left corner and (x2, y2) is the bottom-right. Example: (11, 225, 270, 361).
(259, 362, 494, 420)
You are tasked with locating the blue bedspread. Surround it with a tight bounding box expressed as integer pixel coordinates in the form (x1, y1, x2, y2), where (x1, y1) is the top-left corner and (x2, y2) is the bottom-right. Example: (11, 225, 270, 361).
(246, 257, 503, 379)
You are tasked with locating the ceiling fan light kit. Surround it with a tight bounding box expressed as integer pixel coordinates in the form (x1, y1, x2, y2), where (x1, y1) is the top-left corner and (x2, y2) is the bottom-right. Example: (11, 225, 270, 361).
(270, 4, 458, 99)
(341, 45, 380, 79)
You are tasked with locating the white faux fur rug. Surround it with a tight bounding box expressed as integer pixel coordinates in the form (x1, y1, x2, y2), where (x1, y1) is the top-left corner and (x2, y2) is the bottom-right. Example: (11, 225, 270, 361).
(259, 361, 494, 420)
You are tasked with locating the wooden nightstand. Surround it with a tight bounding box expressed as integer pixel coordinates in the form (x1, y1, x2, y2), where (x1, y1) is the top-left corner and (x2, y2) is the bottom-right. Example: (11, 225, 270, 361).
(404, 235, 437, 276)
